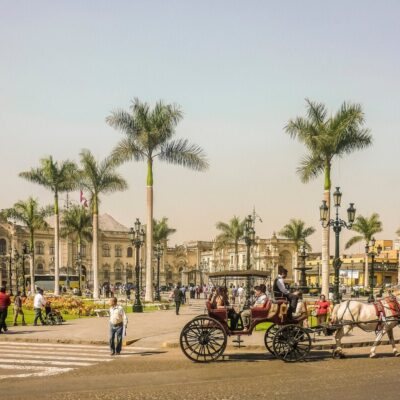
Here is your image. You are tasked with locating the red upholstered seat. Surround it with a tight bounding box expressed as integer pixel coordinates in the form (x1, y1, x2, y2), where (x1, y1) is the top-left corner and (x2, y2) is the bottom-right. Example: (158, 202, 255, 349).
(206, 300, 228, 322)
(251, 298, 271, 319)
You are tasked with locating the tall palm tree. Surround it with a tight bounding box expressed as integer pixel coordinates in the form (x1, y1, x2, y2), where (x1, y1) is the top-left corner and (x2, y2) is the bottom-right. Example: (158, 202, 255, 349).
(2, 198, 52, 294)
(19, 156, 78, 295)
(153, 217, 176, 244)
(285, 99, 372, 297)
(345, 213, 383, 287)
(79, 149, 128, 299)
(215, 216, 245, 270)
(107, 98, 209, 301)
(279, 219, 315, 283)
(60, 205, 93, 291)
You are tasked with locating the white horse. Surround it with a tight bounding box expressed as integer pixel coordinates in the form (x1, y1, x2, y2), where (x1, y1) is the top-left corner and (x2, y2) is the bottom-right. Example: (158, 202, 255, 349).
(330, 294, 400, 358)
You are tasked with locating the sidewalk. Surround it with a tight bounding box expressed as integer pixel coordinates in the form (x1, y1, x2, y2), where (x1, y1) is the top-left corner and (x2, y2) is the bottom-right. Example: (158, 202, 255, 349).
(1, 299, 399, 351)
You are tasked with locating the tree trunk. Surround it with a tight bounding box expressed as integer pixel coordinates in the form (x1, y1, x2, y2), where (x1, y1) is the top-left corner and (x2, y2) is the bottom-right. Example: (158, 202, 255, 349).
(92, 208, 99, 299)
(364, 253, 369, 287)
(54, 194, 60, 296)
(145, 159, 154, 302)
(321, 163, 331, 298)
(30, 232, 35, 295)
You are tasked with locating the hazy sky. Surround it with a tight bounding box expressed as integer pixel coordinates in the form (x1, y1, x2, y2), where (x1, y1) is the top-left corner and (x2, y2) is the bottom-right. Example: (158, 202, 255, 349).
(1, 1, 399, 253)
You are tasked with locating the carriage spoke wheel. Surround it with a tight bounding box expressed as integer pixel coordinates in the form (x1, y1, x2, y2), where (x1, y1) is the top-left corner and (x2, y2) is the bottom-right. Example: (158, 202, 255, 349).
(180, 316, 227, 363)
(264, 324, 279, 356)
(272, 325, 311, 362)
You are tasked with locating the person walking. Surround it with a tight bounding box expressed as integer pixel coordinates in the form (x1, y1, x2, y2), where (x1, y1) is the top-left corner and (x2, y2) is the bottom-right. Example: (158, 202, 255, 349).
(33, 289, 46, 326)
(173, 285, 183, 315)
(13, 291, 26, 326)
(109, 297, 128, 355)
(314, 294, 330, 334)
(0, 287, 11, 333)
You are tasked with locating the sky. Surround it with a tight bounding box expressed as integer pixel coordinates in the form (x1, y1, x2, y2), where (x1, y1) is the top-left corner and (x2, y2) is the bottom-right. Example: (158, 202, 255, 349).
(1, 1, 399, 254)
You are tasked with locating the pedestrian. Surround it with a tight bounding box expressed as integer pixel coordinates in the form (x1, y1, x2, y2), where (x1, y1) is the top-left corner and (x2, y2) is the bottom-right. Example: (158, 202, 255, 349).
(33, 288, 46, 326)
(0, 287, 11, 333)
(314, 294, 330, 333)
(180, 286, 186, 304)
(13, 291, 26, 326)
(172, 285, 183, 315)
(109, 297, 128, 356)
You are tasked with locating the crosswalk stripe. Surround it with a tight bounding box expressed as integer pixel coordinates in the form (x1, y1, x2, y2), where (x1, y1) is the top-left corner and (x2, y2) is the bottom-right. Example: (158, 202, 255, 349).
(0, 365, 73, 379)
(1, 359, 95, 367)
(1, 353, 111, 362)
(0, 341, 110, 351)
(0, 347, 109, 357)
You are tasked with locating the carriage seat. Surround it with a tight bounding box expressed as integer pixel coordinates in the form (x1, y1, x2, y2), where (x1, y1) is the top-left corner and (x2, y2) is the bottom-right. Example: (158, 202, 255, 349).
(251, 298, 272, 319)
(205, 300, 228, 322)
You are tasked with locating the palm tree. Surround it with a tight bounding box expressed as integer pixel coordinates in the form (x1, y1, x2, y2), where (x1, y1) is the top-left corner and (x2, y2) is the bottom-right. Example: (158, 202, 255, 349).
(345, 213, 383, 287)
(285, 99, 372, 297)
(79, 149, 128, 299)
(215, 216, 245, 270)
(60, 205, 93, 292)
(107, 98, 209, 301)
(279, 219, 315, 283)
(2, 198, 52, 294)
(19, 156, 78, 295)
(153, 217, 176, 244)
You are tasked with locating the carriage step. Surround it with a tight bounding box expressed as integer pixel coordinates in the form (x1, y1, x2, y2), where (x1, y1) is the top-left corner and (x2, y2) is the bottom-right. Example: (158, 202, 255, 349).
(232, 336, 245, 348)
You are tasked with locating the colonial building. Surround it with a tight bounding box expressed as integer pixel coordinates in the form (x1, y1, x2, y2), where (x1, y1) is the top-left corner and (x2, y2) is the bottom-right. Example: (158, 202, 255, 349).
(1, 214, 298, 291)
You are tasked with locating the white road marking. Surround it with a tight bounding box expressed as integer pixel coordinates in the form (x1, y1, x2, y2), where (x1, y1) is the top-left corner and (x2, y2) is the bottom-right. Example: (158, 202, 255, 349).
(1, 359, 95, 367)
(1, 352, 111, 362)
(0, 347, 110, 357)
(0, 365, 73, 379)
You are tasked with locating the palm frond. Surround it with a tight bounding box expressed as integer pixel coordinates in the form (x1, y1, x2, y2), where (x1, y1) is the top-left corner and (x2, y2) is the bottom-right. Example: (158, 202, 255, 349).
(297, 153, 325, 183)
(159, 139, 209, 171)
(345, 235, 364, 249)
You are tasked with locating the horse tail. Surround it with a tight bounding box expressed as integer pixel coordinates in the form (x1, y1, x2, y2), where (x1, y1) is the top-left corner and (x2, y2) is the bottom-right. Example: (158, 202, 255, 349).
(330, 303, 340, 324)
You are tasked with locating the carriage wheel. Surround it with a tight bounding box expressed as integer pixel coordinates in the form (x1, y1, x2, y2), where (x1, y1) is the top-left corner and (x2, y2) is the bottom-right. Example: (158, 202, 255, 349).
(272, 325, 311, 362)
(180, 316, 227, 363)
(264, 324, 279, 356)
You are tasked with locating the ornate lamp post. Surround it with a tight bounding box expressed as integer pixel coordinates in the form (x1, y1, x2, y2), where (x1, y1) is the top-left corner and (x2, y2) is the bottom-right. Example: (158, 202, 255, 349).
(243, 214, 255, 306)
(14, 249, 20, 294)
(154, 242, 163, 301)
(7, 249, 13, 296)
(129, 219, 145, 313)
(295, 242, 312, 293)
(76, 250, 82, 296)
(365, 238, 382, 303)
(320, 187, 356, 304)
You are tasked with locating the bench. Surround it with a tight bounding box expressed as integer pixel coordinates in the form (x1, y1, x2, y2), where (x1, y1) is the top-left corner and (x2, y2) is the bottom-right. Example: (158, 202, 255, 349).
(94, 309, 110, 317)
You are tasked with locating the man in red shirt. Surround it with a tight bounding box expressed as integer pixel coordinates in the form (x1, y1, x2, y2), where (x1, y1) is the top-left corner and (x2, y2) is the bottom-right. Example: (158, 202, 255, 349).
(0, 287, 11, 333)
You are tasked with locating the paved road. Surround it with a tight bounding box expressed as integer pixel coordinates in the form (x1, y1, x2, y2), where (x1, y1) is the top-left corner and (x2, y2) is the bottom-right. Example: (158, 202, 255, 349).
(2, 343, 400, 400)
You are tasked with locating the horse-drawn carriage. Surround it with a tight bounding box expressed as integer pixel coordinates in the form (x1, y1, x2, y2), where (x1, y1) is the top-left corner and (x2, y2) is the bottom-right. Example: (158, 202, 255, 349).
(179, 270, 313, 363)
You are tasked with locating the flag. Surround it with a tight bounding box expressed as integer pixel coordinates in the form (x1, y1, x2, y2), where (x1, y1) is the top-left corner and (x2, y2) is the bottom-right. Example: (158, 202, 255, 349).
(80, 190, 88, 207)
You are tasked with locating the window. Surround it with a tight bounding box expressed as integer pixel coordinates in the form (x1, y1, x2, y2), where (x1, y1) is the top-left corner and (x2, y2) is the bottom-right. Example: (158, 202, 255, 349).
(115, 245, 122, 258)
(36, 263, 44, 273)
(49, 243, 54, 256)
(81, 244, 87, 258)
(35, 242, 44, 255)
(103, 268, 110, 280)
(102, 244, 110, 257)
(242, 254, 246, 265)
(127, 247, 133, 258)
(126, 268, 133, 279)
(230, 255, 234, 265)
(0, 239, 7, 255)
(1, 262, 7, 281)
(115, 268, 122, 281)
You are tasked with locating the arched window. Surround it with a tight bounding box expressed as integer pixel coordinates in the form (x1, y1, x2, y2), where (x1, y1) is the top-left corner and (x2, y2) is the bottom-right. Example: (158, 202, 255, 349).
(0, 239, 7, 255)
(103, 268, 110, 281)
(102, 244, 110, 257)
(49, 242, 54, 256)
(115, 268, 122, 281)
(35, 242, 44, 255)
(115, 245, 122, 258)
(36, 263, 44, 274)
(126, 268, 133, 279)
(1, 262, 7, 282)
(127, 247, 133, 258)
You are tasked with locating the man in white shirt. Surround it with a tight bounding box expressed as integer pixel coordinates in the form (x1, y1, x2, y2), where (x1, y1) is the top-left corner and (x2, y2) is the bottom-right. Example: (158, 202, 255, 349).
(109, 297, 128, 355)
(241, 285, 269, 330)
(33, 289, 46, 326)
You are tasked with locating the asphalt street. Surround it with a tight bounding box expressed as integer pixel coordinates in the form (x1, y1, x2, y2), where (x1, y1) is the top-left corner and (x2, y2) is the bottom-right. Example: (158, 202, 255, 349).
(2, 344, 400, 400)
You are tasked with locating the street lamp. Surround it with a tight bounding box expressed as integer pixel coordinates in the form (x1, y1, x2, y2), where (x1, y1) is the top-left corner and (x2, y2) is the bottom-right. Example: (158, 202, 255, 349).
(129, 219, 145, 313)
(21, 243, 28, 296)
(365, 238, 382, 302)
(154, 242, 163, 301)
(320, 187, 356, 304)
(14, 249, 20, 294)
(243, 214, 256, 306)
(295, 241, 312, 293)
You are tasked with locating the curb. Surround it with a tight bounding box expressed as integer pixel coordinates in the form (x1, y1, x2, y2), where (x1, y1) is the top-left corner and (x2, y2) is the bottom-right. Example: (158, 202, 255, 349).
(162, 338, 400, 351)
